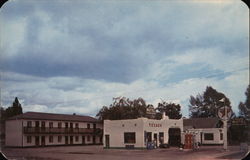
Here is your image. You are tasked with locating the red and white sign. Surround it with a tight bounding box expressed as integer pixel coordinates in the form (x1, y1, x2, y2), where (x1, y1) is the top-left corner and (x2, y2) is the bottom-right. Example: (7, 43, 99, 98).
(149, 123, 162, 127)
(218, 106, 232, 120)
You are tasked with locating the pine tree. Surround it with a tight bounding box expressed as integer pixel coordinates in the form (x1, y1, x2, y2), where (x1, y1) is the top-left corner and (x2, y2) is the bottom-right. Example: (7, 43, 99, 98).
(238, 85, 250, 120)
(5, 97, 23, 118)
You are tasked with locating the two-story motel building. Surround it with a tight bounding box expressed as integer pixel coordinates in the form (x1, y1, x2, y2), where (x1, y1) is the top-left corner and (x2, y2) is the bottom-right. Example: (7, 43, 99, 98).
(5, 112, 103, 147)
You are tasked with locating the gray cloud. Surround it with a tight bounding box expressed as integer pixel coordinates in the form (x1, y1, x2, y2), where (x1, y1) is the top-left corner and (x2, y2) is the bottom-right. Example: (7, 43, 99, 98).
(1, 0, 248, 83)
(0, 0, 248, 116)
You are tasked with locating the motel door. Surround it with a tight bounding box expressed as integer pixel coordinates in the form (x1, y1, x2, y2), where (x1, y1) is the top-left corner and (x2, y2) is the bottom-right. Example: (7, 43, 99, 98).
(35, 121, 40, 127)
(82, 136, 85, 144)
(65, 136, 69, 145)
(35, 136, 40, 146)
(93, 136, 96, 144)
(105, 135, 110, 148)
(70, 136, 73, 144)
(35, 121, 40, 132)
(41, 121, 45, 132)
(41, 136, 45, 146)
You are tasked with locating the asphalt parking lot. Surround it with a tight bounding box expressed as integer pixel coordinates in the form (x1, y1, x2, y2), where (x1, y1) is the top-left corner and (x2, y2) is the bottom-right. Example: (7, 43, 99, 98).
(1, 145, 248, 160)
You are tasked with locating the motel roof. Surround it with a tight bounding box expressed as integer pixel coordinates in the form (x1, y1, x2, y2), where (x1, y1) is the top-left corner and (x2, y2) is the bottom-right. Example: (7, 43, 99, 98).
(183, 117, 221, 129)
(7, 112, 100, 123)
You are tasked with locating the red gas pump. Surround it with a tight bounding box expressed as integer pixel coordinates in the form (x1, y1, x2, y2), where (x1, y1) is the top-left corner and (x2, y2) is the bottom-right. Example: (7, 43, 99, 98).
(184, 134, 193, 149)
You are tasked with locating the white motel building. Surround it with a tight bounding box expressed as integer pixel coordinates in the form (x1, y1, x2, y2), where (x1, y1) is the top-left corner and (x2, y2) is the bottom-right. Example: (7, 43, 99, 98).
(5, 112, 103, 147)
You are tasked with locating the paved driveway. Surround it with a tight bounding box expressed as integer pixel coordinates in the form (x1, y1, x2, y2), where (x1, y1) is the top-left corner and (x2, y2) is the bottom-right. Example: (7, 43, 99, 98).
(1, 145, 248, 160)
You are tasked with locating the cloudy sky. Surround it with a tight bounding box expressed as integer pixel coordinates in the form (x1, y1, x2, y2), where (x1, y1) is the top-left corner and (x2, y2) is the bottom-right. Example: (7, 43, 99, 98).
(0, 0, 249, 117)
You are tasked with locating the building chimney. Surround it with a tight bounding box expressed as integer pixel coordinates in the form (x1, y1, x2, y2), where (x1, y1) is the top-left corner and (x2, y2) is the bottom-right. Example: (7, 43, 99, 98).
(162, 112, 169, 120)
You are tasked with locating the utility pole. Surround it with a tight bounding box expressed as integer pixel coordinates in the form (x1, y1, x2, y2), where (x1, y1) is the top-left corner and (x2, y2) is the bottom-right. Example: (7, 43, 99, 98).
(223, 106, 228, 150)
(218, 98, 232, 151)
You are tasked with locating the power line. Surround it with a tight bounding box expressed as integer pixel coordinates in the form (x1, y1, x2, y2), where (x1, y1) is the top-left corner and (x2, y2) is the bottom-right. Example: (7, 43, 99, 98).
(22, 66, 249, 106)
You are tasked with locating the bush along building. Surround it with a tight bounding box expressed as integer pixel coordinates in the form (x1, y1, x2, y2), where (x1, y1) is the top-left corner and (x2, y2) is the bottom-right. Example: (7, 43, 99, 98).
(5, 112, 103, 147)
(228, 117, 249, 145)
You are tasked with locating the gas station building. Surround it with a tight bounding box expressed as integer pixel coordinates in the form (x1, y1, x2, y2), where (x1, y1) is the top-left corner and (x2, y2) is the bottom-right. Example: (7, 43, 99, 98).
(103, 114, 183, 149)
(103, 115, 223, 149)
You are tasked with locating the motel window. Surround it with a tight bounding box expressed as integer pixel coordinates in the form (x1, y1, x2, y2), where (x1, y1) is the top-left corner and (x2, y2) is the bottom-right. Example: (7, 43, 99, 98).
(87, 124, 90, 129)
(58, 136, 62, 142)
(49, 136, 53, 143)
(124, 132, 136, 143)
(93, 123, 96, 129)
(75, 136, 79, 142)
(49, 122, 53, 128)
(27, 121, 32, 128)
(75, 123, 79, 129)
(65, 122, 68, 128)
(220, 133, 223, 140)
(87, 135, 90, 141)
(27, 136, 32, 143)
(204, 133, 214, 140)
(70, 123, 73, 129)
(58, 122, 62, 128)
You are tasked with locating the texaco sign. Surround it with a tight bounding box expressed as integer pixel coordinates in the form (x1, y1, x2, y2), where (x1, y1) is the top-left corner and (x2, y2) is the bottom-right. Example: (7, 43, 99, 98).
(218, 106, 232, 120)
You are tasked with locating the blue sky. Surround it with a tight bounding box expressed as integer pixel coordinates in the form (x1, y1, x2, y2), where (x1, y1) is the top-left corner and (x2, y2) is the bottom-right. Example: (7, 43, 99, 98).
(0, 0, 249, 117)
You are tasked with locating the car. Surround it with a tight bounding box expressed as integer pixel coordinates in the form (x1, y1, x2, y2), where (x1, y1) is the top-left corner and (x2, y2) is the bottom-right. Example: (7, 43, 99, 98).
(159, 143, 169, 148)
(0, 151, 8, 160)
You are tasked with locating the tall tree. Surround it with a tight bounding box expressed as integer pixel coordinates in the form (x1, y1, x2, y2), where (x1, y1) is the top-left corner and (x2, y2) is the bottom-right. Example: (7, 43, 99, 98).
(156, 101, 182, 119)
(131, 98, 147, 118)
(0, 107, 6, 121)
(231, 85, 250, 144)
(0, 97, 23, 143)
(5, 97, 23, 118)
(96, 97, 150, 120)
(238, 85, 250, 120)
(189, 86, 232, 118)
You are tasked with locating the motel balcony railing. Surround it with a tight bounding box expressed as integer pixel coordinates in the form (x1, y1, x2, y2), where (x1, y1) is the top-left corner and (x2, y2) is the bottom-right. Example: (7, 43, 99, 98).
(23, 127, 103, 135)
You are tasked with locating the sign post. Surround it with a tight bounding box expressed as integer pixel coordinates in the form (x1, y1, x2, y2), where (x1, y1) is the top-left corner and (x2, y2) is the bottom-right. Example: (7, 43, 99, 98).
(218, 98, 232, 151)
(223, 117, 227, 150)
